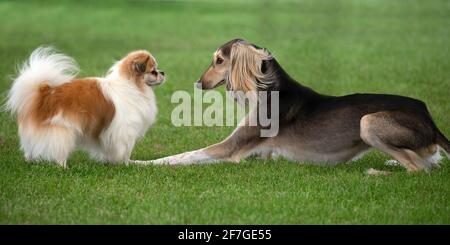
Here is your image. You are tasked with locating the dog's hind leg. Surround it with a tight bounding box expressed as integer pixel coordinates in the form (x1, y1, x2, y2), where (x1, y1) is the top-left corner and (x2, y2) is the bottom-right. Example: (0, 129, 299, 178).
(24, 152, 34, 163)
(19, 123, 76, 168)
(360, 111, 440, 172)
(46, 127, 76, 168)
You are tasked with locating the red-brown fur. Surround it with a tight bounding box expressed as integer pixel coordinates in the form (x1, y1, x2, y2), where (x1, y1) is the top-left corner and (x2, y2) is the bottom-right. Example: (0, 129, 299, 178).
(29, 79, 115, 140)
(119, 51, 156, 91)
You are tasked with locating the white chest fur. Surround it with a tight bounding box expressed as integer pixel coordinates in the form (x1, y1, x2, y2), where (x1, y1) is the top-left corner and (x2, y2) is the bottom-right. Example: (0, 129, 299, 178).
(96, 77, 157, 161)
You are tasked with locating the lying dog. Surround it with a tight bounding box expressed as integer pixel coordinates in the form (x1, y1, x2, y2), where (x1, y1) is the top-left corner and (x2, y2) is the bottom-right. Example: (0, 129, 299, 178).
(133, 39, 449, 172)
(6, 47, 164, 168)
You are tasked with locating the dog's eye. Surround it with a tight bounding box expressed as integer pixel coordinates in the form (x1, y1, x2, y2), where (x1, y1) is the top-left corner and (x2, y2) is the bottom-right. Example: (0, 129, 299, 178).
(216, 57, 224, 65)
(151, 70, 157, 76)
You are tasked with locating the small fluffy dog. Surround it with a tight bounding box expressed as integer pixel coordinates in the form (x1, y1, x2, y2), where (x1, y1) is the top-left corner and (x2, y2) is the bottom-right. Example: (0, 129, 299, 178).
(6, 47, 165, 168)
(133, 39, 449, 172)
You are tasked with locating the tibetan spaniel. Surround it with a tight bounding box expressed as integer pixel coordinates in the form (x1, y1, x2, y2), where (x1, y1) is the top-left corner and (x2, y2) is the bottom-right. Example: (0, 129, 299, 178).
(6, 47, 164, 168)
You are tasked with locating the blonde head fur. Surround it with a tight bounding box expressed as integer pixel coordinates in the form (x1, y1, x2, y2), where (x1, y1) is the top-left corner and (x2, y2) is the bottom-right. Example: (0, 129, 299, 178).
(228, 41, 274, 93)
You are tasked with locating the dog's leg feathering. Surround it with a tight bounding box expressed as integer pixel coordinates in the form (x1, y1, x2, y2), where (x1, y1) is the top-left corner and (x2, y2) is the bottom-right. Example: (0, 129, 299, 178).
(130, 118, 264, 166)
(129, 149, 214, 165)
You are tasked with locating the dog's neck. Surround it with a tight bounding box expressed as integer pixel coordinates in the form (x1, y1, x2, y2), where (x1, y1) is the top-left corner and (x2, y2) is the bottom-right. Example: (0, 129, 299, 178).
(262, 58, 322, 97)
(256, 58, 326, 121)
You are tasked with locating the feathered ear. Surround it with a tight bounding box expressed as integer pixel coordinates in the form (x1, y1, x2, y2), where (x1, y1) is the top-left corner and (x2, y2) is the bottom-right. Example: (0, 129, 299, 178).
(229, 42, 273, 93)
(132, 55, 150, 74)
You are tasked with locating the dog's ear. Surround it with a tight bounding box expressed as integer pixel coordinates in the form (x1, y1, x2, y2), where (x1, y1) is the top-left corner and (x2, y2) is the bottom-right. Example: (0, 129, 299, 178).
(229, 42, 273, 92)
(132, 55, 150, 74)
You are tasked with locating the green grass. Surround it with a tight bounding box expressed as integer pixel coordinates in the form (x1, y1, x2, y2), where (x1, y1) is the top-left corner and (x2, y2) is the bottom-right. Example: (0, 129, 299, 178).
(0, 0, 449, 224)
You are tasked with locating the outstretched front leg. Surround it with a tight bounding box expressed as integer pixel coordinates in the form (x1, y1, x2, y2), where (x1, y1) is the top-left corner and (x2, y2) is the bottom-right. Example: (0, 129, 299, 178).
(128, 146, 222, 166)
(129, 148, 215, 165)
(130, 118, 265, 165)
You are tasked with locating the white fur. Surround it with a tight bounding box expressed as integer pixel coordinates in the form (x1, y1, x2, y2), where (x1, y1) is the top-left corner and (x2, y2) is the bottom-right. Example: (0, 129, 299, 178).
(96, 63, 157, 162)
(5, 46, 79, 114)
(366, 168, 391, 176)
(19, 119, 76, 168)
(5, 47, 157, 167)
(384, 159, 400, 166)
(130, 149, 213, 165)
(5, 47, 79, 167)
(426, 147, 443, 168)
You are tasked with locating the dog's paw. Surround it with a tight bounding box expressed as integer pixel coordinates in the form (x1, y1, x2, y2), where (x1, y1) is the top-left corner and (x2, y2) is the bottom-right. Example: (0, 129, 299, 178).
(384, 159, 400, 166)
(127, 159, 153, 165)
(366, 168, 391, 176)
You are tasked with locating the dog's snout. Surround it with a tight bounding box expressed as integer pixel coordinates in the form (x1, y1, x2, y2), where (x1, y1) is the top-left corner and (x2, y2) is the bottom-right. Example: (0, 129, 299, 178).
(159, 71, 165, 76)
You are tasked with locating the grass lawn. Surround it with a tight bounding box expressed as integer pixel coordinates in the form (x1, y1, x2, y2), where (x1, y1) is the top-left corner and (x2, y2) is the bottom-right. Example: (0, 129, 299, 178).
(0, 0, 449, 224)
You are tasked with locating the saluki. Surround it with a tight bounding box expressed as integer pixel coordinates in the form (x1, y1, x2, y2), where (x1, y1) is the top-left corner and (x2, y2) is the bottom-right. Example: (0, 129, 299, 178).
(132, 39, 449, 172)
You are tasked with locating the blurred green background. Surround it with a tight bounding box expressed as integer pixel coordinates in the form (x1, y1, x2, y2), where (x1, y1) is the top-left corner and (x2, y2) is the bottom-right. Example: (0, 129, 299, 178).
(0, 0, 449, 224)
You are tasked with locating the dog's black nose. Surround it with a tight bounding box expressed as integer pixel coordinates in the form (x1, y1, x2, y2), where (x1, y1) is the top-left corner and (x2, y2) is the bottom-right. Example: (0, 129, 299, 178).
(159, 71, 165, 76)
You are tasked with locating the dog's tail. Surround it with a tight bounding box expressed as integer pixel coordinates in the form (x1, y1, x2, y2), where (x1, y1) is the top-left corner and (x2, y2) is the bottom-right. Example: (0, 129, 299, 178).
(4, 46, 79, 115)
(436, 130, 450, 159)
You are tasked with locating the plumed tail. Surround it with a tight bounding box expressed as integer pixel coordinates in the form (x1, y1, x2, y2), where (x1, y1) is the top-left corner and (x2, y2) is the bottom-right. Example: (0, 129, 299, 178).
(4, 46, 79, 115)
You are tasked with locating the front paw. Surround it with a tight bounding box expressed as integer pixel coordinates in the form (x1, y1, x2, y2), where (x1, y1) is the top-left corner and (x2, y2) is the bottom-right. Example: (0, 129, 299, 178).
(127, 159, 153, 165)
